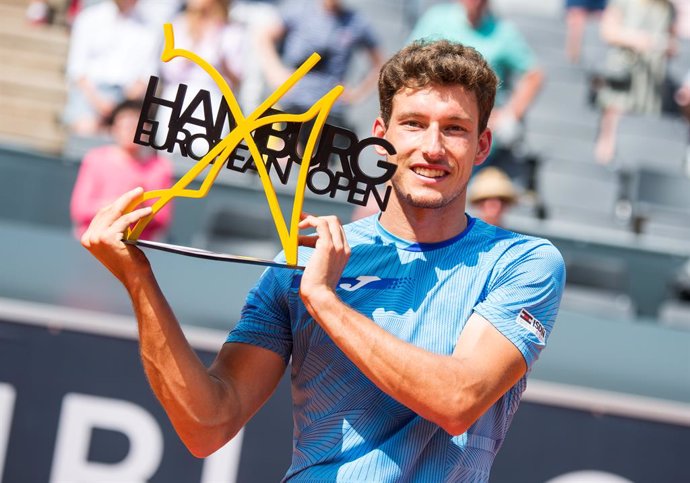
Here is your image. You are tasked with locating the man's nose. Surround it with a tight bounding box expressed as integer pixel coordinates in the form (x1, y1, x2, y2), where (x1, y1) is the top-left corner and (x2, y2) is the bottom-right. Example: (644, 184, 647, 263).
(421, 124, 445, 160)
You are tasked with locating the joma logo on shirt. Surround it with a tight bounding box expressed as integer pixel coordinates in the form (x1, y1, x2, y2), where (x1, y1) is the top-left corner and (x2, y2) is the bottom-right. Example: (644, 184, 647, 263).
(339, 276, 382, 291)
(292, 275, 401, 291)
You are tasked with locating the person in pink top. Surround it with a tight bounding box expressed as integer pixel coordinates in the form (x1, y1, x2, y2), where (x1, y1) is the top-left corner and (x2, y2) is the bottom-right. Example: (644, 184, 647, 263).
(71, 99, 174, 240)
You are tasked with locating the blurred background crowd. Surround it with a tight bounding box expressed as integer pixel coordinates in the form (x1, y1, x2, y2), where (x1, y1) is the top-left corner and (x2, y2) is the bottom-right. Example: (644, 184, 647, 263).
(1, 0, 690, 326)
(1, 3, 689, 480)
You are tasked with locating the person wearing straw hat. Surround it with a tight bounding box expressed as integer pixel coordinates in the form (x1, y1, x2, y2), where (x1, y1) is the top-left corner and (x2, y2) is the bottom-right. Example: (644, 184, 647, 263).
(468, 166, 517, 227)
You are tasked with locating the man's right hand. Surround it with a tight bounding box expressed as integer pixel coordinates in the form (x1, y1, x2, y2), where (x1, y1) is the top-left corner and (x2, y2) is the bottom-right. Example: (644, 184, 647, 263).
(80, 187, 153, 285)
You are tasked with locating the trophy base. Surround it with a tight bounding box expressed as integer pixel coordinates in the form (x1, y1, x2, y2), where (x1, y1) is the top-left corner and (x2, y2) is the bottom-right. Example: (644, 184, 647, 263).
(123, 239, 304, 270)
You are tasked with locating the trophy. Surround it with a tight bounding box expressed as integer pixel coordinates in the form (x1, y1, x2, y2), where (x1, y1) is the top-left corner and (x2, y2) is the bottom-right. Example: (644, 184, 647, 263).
(122, 24, 396, 269)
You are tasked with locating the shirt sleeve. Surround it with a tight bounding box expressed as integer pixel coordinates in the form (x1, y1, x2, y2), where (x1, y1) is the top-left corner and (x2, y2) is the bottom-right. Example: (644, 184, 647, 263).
(499, 23, 538, 75)
(473, 240, 565, 369)
(226, 260, 294, 365)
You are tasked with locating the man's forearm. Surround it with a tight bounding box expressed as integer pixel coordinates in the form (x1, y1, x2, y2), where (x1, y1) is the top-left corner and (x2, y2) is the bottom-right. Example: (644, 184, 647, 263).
(302, 290, 482, 435)
(254, 26, 290, 89)
(504, 69, 544, 120)
(125, 271, 240, 455)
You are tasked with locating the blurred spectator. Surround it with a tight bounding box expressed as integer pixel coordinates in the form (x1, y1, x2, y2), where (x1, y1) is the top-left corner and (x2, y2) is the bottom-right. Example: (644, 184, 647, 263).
(26, 0, 54, 25)
(64, 0, 161, 135)
(594, 0, 676, 164)
(565, 0, 608, 63)
(231, 0, 281, 110)
(154, 0, 245, 147)
(676, 69, 690, 119)
(255, 0, 384, 137)
(160, 0, 243, 96)
(467, 166, 517, 227)
(676, 69, 690, 171)
(136, 0, 185, 26)
(408, 0, 544, 183)
(26, 0, 83, 27)
(671, 0, 690, 38)
(70, 99, 174, 241)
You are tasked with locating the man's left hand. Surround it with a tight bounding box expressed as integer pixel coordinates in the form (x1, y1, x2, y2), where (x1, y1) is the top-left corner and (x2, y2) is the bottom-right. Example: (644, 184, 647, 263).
(297, 214, 350, 305)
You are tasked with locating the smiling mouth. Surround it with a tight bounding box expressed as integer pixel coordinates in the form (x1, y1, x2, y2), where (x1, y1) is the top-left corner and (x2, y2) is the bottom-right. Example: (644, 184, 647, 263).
(412, 167, 447, 179)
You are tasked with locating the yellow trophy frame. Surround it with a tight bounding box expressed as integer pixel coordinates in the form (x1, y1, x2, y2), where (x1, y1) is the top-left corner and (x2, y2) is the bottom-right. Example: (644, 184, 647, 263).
(123, 23, 345, 268)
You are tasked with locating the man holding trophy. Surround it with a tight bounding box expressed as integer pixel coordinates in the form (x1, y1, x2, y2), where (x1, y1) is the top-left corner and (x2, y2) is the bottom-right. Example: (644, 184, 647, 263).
(81, 40, 565, 482)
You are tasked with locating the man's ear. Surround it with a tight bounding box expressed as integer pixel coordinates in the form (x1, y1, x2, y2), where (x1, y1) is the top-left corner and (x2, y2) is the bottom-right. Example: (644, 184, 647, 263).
(372, 117, 389, 156)
(474, 128, 493, 166)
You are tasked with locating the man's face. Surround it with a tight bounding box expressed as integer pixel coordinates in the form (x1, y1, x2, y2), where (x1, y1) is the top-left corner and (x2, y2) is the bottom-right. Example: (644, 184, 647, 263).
(322, 0, 342, 12)
(373, 83, 491, 213)
(115, 0, 137, 14)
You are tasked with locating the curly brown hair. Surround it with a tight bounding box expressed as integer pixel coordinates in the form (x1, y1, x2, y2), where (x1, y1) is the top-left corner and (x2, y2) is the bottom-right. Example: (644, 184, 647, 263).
(378, 40, 498, 133)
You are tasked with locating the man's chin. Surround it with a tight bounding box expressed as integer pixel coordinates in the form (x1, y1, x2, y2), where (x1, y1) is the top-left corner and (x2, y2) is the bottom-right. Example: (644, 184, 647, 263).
(402, 193, 450, 210)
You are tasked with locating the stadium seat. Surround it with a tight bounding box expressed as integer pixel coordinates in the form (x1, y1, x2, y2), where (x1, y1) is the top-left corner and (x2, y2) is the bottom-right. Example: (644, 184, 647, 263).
(534, 158, 631, 228)
(615, 115, 688, 174)
(560, 252, 636, 319)
(630, 169, 690, 239)
(564, 252, 630, 291)
(523, 125, 598, 165)
(658, 299, 690, 330)
(560, 285, 636, 320)
(527, 78, 600, 137)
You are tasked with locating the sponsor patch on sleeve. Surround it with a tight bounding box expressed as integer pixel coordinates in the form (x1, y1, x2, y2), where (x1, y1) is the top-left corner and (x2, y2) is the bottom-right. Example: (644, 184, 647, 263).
(516, 308, 546, 344)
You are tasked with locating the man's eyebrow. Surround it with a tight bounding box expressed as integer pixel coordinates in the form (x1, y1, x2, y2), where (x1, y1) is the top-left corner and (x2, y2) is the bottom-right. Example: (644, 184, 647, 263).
(396, 111, 473, 122)
(395, 110, 424, 118)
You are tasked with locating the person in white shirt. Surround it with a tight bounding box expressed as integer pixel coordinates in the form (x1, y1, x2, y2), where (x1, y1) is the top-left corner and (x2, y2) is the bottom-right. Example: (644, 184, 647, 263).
(64, 0, 161, 135)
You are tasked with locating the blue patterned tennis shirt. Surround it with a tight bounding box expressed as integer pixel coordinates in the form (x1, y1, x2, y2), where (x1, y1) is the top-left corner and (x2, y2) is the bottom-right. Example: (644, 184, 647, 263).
(227, 214, 565, 482)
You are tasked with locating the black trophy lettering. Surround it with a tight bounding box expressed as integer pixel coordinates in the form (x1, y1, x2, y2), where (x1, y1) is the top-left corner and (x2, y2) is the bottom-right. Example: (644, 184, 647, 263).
(134, 79, 398, 210)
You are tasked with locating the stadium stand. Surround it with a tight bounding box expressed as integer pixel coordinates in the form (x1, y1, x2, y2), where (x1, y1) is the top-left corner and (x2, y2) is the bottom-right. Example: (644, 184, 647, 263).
(0, 0, 69, 153)
(0, 0, 688, 324)
(488, 1, 690, 324)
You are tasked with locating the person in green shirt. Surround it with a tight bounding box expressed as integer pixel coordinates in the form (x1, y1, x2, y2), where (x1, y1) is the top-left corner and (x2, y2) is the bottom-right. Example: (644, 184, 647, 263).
(409, 0, 544, 182)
